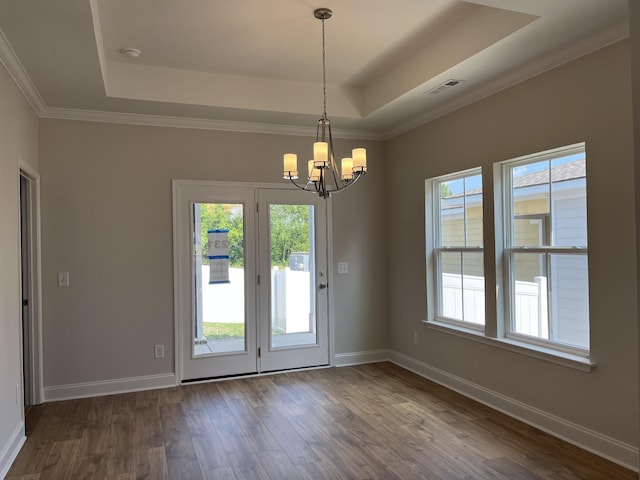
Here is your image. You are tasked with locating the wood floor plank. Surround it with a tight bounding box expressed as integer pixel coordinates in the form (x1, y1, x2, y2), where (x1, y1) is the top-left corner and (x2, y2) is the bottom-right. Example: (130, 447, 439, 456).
(6, 363, 636, 480)
(202, 466, 237, 480)
(39, 438, 81, 480)
(134, 446, 169, 480)
(185, 407, 231, 471)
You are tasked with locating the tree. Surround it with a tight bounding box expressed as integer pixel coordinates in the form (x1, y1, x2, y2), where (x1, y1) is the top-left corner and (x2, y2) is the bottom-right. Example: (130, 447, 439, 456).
(199, 203, 244, 267)
(269, 205, 310, 267)
(441, 183, 453, 198)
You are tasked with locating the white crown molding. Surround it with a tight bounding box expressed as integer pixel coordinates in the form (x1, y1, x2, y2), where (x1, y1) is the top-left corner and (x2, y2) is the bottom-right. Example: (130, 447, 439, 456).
(0, 28, 46, 115)
(384, 19, 631, 140)
(38, 106, 382, 140)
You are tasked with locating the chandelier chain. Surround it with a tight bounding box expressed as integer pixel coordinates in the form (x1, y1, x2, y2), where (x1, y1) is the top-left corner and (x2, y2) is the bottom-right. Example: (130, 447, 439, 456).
(321, 16, 327, 119)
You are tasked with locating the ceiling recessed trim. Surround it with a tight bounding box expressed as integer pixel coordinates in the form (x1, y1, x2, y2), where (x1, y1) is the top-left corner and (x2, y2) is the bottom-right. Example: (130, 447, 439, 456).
(37, 106, 382, 140)
(0, 13, 630, 143)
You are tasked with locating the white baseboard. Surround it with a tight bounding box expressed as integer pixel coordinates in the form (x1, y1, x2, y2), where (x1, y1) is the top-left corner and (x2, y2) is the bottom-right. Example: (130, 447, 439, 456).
(44, 373, 178, 402)
(0, 421, 25, 480)
(334, 349, 390, 367)
(390, 351, 639, 472)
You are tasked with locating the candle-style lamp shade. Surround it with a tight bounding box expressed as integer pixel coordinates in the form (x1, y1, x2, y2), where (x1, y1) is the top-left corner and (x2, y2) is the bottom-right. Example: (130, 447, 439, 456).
(308, 160, 321, 182)
(352, 148, 367, 173)
(283, 153, 298, 179)
(313, 142, 329, 168)
(341, 157, 353, 181)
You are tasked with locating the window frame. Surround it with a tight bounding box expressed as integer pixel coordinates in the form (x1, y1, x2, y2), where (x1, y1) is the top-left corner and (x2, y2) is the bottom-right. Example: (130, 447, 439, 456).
(424, 143, 593, 371)
(499, 143, 589, 357)
(425, 167, 484, 331)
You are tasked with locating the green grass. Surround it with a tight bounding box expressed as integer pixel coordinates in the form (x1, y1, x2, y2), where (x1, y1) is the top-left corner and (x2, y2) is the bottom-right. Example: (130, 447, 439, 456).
(203, 322, 244, 339)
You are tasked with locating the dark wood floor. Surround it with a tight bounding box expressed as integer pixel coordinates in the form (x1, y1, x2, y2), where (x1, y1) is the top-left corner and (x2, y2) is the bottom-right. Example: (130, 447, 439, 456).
(6, 362, 637, 479)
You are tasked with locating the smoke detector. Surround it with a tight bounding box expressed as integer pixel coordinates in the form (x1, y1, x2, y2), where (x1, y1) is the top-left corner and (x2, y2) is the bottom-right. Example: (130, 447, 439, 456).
(120, 48, 141, 59)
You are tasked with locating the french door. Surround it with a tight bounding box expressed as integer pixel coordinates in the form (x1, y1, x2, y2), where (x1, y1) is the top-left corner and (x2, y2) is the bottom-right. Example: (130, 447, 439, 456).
(173, 181, 329, 381)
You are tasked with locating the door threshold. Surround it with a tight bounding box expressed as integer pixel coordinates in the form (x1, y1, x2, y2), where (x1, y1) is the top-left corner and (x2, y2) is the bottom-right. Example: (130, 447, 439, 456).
(181, 363, 331, 384)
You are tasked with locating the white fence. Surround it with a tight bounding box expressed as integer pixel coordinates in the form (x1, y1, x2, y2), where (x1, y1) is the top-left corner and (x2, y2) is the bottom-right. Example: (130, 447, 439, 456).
(199, 266, 312, 334)
(442, 273, 549, 338)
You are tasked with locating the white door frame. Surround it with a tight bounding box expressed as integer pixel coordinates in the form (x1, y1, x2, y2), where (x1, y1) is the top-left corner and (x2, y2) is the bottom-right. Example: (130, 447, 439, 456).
(172, 179, 336, 383)
(18, 160, 44, 406)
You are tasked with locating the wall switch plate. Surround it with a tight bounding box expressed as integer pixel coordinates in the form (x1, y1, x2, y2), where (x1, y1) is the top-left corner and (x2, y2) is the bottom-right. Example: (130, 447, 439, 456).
(337, 262, 349, 274)
(154, 344, 165, 359)
(414, 332, 420, 345)
(57, 272, 69, 287)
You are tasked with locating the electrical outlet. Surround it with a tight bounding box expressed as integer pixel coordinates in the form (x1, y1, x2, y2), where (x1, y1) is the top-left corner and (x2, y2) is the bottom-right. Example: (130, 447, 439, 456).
(154, 344, 165, 359)
(15, 384, 20, 405)
(414, 332, 420, 345)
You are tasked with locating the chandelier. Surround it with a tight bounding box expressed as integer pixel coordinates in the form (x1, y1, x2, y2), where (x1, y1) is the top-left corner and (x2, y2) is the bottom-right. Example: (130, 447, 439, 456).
(282, 7, 367, 198)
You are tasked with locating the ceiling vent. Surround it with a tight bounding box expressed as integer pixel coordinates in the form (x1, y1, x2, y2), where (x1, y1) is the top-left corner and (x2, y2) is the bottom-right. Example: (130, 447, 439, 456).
(425, 79, 464, 95)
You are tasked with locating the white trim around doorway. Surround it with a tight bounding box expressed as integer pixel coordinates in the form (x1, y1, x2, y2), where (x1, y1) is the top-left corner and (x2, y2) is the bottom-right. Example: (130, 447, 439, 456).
(171, 179, 336, 383)
(17, 158, 44, 406)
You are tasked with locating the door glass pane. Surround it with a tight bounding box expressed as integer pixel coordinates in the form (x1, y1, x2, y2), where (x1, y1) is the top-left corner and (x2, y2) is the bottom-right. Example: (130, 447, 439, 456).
(269, 204, 316, 349)
(193, 203, 245, 356)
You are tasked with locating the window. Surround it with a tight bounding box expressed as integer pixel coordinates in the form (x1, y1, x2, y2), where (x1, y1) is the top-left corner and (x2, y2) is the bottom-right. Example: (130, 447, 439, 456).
(425, 143, 590, 363)
(501, 144, 589, 352)
(426, 168, 484, 328)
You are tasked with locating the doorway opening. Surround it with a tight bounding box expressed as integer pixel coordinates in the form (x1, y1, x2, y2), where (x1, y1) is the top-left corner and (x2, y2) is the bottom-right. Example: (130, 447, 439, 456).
(19, 166, 43, 413)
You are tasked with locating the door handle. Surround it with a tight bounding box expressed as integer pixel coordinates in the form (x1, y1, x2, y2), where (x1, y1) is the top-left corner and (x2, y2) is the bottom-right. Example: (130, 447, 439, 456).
(319, 283, 328, 289)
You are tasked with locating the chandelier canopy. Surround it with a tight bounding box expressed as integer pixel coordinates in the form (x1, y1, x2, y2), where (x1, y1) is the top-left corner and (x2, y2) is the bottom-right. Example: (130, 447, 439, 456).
(282, 8, 367, 198)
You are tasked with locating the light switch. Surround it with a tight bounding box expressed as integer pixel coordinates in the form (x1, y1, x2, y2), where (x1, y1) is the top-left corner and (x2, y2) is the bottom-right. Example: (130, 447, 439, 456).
(337, 262, 349, 274)
(57, 272, 69, 287)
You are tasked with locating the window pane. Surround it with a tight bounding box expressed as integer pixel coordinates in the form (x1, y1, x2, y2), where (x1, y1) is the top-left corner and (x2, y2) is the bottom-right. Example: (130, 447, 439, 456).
(550, 254, 589, 349)
(511, 252, 549, 340)
(462, 252, 485, 325)
(465, 174, 483, 247)
(440, 178, 464, 246)
(551, 155, 587, 247)
(440, 251, 462, 320)
(512, 160, 550, 246)
(511, 252, 589, 349)
(438, 251, 484, 325)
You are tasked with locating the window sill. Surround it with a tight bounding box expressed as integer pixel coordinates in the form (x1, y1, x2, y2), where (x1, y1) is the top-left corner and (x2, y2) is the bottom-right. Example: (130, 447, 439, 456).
(423, 320, 595, 372)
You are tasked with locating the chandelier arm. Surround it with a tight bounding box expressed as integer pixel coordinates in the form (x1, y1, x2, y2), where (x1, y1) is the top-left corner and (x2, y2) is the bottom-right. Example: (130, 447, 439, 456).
(288, 177, 315, 192)
(332, 171, 364, 194)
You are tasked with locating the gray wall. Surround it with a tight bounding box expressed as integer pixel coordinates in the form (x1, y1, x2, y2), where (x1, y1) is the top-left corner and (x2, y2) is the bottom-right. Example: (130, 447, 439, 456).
(386, 39, 638, 447)
(38, 120, 388, 387)
(0, 62, 38, 469)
